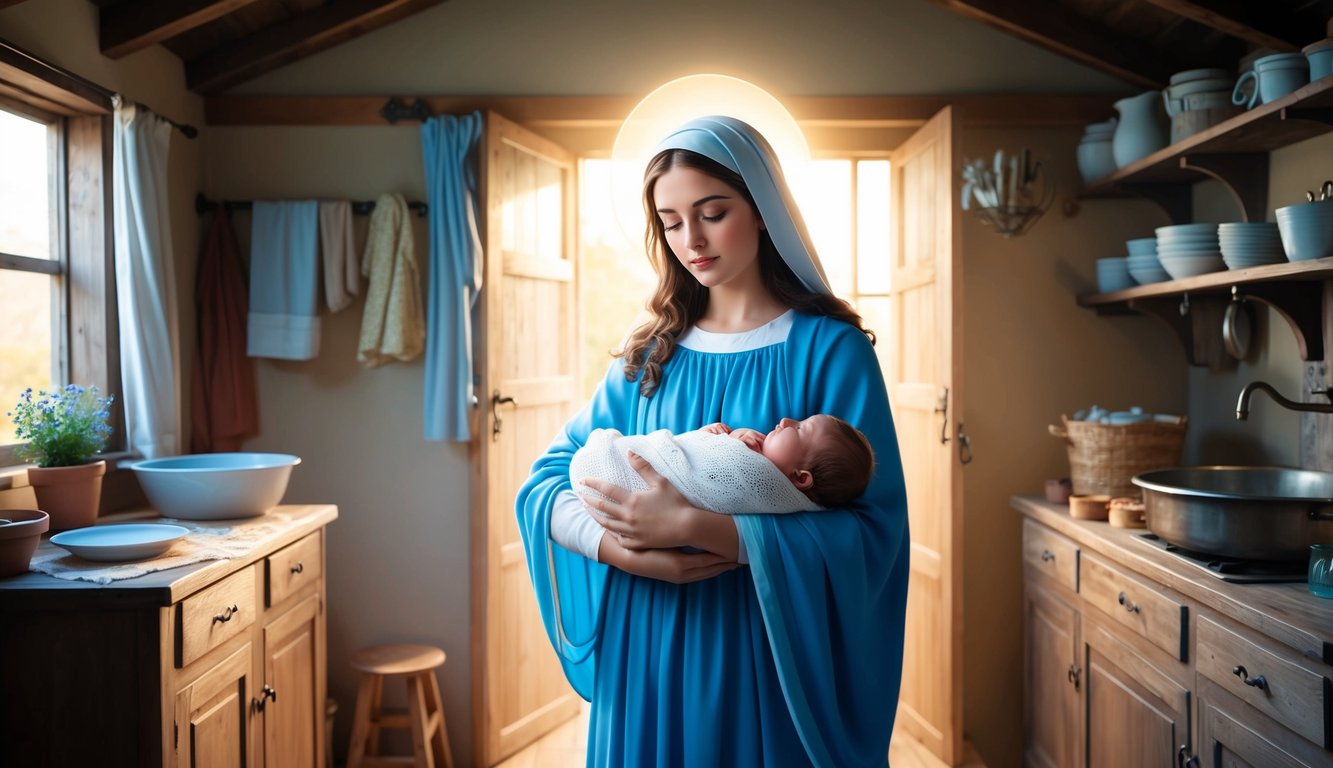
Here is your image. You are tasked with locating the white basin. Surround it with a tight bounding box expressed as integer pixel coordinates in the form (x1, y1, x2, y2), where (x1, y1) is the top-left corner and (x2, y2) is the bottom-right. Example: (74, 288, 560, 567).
(130, 452, 301, 520)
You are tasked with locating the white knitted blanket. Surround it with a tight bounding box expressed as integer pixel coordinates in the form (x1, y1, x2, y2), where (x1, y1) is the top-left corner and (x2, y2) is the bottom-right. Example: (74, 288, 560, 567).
(570, 428, 820, 515)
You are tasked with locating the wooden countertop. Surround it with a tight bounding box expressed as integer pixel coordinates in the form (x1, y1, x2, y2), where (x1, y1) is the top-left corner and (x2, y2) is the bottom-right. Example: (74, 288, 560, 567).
(1012, 495, 1333, 665)
(0, 504, 337, 608)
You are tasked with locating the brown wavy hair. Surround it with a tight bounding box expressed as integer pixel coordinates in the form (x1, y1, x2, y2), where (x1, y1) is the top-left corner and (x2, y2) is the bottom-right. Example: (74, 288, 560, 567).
(618, 149, 874, 397)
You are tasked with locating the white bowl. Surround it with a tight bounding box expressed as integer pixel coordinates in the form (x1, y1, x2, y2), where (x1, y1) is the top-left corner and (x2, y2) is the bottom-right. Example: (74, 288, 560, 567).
(130, 453, 301, 520)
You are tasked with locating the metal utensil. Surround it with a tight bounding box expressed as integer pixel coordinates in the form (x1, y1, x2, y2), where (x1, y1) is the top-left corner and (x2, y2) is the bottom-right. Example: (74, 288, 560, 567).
(1222, 292, 1252, 360)
(1321, 179, 1332, 200)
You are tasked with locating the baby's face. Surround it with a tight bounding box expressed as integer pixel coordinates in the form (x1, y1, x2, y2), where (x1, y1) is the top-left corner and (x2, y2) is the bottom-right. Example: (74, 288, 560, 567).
(762, 415, 834, 476)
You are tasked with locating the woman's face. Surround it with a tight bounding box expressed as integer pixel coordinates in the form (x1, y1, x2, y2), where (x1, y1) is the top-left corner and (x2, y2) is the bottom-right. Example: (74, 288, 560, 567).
(653, 166, 765, 289)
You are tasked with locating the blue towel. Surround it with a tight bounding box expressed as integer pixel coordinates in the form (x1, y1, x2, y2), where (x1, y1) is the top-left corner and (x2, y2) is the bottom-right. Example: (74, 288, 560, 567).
(247, 201, 320, 360)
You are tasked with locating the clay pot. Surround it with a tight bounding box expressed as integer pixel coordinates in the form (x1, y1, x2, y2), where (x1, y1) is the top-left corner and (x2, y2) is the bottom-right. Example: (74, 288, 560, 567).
(27, 460, 106, 531)
(0, 509, 50, 576)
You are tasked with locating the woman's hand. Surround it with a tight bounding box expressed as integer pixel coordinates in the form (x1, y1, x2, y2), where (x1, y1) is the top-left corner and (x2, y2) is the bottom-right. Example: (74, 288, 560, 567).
(580, 451, 700, 550)
(598, 536, 738, 584)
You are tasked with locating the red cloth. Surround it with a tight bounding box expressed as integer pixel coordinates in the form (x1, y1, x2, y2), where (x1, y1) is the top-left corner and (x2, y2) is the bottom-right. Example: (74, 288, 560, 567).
(190, 207, 259, 452)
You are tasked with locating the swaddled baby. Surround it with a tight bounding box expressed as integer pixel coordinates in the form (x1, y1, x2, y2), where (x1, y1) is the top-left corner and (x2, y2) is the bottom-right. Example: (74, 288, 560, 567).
(570, 414, 875, 515)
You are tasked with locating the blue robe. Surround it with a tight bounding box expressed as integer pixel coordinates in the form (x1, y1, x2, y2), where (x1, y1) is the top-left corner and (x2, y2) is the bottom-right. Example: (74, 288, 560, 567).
(516, 311, 910, 767)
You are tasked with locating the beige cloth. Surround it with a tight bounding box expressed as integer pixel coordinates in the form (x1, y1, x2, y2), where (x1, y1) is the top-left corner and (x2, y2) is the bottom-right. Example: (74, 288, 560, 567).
(358, 192, 425, 366)
(319, 200, 360, 312)
(28, 512, 294, 585)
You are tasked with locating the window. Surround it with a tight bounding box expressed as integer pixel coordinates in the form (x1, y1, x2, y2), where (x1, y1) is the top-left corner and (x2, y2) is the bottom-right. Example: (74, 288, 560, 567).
(578, 156, 894, 398)
(0, 40, 120, 468)
(0, 107, 62, 456)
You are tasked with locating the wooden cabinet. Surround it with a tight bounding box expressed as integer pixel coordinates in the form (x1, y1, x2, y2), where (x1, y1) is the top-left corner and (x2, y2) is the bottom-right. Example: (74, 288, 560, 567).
(1024, 580, 1081, 768)
(1017, 496, 1333, 768)
(0, 504, 336, 768)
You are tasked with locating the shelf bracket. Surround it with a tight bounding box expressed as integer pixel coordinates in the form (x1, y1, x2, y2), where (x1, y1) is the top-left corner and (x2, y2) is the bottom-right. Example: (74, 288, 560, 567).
(1178, 154, 1269, 223)
(1128, 295, 1235, 370)
(1115, 183, 1192, 224)
(1281, 106, 1333, 127)
(1241, 281, 1324, 361)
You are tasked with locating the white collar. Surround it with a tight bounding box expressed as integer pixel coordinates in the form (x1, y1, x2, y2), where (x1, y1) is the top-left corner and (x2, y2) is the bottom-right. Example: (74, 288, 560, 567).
(676, 310, 794, 353)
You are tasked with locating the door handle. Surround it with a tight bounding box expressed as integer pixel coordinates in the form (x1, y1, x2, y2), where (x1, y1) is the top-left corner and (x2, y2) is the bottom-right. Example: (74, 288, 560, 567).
(492, 389, 516, 440)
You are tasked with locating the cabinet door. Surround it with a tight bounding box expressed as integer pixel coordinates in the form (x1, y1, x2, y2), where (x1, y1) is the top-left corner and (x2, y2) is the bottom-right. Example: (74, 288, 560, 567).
(1083, 619, 1190, 768)
(1195, 678, 1327, 768)
(1025, 581, 1081, 768)
(176, 643, 255, 768)
(261, 593, 323, 768)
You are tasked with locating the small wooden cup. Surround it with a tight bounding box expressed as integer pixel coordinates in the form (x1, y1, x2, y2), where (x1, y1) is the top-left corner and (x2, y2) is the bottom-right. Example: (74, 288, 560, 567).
(1108, 497, 1147, 528)
(1068, 494, 1111, 521)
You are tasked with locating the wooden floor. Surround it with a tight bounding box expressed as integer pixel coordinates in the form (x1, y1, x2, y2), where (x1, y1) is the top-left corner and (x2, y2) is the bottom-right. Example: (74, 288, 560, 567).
(494, 705, 987, 768)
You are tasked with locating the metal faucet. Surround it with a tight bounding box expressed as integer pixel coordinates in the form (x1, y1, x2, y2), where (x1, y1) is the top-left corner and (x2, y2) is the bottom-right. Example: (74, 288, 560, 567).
(1235, 380, 1333, 420)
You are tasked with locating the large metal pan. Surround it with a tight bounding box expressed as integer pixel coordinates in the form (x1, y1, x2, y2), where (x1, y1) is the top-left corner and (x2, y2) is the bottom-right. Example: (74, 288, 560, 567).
(1132, 466, 1333, 561)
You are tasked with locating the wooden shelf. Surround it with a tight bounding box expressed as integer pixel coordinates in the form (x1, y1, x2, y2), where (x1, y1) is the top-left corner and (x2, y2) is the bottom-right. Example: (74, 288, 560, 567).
(1078, 76, 1333, 222)
(1079, 259, 1333, 366)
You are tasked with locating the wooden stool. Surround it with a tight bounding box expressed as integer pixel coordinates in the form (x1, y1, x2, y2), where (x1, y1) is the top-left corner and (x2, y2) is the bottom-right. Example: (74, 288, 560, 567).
(347, 644, 454, 768)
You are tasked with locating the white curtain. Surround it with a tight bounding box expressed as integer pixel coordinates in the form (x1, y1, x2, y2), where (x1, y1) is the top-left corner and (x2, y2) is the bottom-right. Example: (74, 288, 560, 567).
(113, 98, 181, 458)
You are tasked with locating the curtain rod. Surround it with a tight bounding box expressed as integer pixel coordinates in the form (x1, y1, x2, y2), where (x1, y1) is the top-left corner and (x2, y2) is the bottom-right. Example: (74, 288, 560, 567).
(195, 193, 428, 217)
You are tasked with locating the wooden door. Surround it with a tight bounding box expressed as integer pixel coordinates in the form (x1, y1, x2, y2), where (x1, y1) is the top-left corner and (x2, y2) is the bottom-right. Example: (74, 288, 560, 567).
(175, 643, 255, 768)
(261, 594, 322, 768)
(472, 111, 583, 766)
(888, 106, 964, 763)
(1024, 583, 1081, 768)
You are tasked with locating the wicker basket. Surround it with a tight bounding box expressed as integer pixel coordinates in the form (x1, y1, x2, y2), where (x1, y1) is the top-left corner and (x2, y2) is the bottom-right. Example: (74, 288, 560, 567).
(1048, 414, 1187, 498)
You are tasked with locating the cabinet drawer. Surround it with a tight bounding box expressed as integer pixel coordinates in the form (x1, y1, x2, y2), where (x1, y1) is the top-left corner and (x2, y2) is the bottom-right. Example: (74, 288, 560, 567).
(1196, 613, 1330, 748)
(266, 531, 323, 607)
(1080, 552, 1187, 661)
(1022, 519, 1079, 592)
(177, 565, 255, 668)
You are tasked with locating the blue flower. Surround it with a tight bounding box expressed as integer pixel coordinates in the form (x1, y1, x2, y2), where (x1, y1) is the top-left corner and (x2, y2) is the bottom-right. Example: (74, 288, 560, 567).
(8, 385, 116, 468)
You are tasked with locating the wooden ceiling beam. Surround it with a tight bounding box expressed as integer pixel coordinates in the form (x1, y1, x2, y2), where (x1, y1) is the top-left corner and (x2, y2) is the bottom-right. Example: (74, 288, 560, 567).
(100, 0, 264, 60)
(185, 0, 445, 95)
(928, 0, 1182, 88)
(0, 1, 32, 8)
(1136, 0, 1307, 53)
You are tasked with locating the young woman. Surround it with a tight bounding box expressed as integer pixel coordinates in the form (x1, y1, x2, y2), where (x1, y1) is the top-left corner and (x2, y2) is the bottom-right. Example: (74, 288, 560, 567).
(516, 115, 909, 767)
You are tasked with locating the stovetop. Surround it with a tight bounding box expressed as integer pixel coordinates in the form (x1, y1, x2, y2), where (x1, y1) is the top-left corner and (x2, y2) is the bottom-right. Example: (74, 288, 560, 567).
(1134, 534, 1307, 584)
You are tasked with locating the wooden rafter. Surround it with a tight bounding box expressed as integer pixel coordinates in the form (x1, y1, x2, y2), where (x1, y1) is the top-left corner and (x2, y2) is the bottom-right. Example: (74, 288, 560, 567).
(1136, 0, 1305, 52)
(185, 0, 445, 94)
(99, 0, 264, 60)
(927, 0, 1184, 88)
(0, 1, 31, 8)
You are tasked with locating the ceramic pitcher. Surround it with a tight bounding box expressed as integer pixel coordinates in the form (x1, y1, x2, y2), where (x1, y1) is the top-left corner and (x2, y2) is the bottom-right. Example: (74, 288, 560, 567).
(1112, 90, 1168, 169)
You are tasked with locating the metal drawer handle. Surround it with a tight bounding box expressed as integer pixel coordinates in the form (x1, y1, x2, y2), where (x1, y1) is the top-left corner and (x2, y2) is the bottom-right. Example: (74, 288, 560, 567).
(1067, 664, 1080, 690)
(1117, 591, 1141, 614)
(1232, 665, 1268, 690)
(1041, 549, 1055, 562)
(212, 604, 240, 624)
(1177, 745, 1199, 768)
(254, 684, 278, 712)
(290, 562, 305, 575)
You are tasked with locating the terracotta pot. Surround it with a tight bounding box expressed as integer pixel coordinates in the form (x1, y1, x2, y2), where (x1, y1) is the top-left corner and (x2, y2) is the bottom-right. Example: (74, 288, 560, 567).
(0, 509, 50, 576)
(27, 460, 106, 531)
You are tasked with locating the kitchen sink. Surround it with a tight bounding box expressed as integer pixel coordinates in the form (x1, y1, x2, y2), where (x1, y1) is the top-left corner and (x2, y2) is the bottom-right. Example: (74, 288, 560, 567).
(1132, 466, 1333, 560)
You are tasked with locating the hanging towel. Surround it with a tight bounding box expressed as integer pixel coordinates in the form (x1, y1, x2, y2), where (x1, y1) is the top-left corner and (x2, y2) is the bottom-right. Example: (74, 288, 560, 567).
(247, 200, 321, 360)
(318, 200, 359, 312)
(190, 206, 258, 453)
(358, 192, 425, 366)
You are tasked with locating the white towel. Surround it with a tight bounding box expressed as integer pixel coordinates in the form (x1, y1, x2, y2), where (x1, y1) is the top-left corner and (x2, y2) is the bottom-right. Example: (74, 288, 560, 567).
(319, 200, 359, 312)
(358, 193, 424, 366)
(247, 201, 321, 360)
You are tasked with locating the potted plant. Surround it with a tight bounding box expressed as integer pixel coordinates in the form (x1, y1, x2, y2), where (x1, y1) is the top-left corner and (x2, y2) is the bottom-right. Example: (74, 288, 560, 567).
(8, 385, 115, 531)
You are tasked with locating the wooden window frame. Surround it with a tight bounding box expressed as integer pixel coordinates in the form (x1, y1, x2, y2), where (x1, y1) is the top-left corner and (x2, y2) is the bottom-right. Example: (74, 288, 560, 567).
(0, 40, 120, 469)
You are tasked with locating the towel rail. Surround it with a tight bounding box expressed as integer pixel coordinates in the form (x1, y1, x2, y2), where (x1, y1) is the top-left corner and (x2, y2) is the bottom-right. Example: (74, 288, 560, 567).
(194, 193, 428, 217)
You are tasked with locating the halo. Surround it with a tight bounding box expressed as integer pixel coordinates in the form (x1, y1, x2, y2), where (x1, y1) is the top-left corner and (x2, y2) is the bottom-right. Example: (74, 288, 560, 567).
(609, 74, 811, 245)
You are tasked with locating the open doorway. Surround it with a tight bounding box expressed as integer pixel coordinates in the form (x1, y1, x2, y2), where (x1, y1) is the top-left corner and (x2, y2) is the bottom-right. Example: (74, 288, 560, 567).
(576, 155, 896, 399)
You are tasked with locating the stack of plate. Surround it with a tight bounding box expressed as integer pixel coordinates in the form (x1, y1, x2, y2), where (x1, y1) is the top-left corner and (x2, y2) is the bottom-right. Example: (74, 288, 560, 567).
(1125, 236, 1170, 283)
(1218, 222, 1285, 269)
(1077, 120, 1117, 183)
(1155, 223, 1225, 279)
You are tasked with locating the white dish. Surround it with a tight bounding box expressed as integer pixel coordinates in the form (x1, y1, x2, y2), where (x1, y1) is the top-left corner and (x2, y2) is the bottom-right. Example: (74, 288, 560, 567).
(49, 523, 189, 562)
